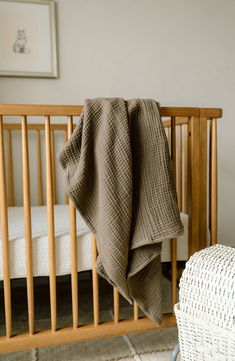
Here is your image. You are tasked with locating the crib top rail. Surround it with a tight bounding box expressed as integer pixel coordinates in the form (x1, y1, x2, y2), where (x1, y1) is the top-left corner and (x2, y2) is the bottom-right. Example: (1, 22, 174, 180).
(0, 104, 222, 118)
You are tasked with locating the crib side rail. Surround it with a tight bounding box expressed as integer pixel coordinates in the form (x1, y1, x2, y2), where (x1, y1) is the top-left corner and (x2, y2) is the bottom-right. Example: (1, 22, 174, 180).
(0, 105, 222, 353)
(0, 115, 219, 250)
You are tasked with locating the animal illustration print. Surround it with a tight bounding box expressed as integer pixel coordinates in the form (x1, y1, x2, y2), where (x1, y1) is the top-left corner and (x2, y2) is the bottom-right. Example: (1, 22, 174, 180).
(13, 29, 30, 54)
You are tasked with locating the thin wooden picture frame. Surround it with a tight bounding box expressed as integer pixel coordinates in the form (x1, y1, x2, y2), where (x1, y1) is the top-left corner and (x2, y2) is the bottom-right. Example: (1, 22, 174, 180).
(0, 0, 58, 78)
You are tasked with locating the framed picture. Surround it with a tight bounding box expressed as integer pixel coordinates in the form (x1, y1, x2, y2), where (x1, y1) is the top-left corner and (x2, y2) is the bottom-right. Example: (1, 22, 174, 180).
(0, 0, 58, 78)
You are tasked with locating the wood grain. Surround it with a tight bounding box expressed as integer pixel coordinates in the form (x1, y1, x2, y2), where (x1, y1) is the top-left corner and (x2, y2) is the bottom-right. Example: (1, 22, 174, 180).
(36, 130, 43, 205)
(210, 118, 218, 245)
(22, 116, 34, 335)
(68, 116, 79, 329)
(0, 315, 176, 354)
(91, 235, 99, 326)
(0, 104, 222, 118)
(170, 117, 177, 309)
(45, 116, 57, 332)
(0, 116, 12, 338)
(7, 130, 14, 206)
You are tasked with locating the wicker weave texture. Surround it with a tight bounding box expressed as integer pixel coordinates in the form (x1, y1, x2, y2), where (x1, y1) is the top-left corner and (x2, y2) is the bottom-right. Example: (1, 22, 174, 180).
(179, 244, 235, 331)
(175, 304, 235, 361)
(176, 245, 235, 361)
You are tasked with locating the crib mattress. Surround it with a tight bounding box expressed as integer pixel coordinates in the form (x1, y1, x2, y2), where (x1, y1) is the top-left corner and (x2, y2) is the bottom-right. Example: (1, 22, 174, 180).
(0, 205, 188, 280)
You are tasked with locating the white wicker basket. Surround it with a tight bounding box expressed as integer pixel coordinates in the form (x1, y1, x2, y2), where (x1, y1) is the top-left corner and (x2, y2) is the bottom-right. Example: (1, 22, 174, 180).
(175, 303, 235, 361)
(175, 244, 235, 361)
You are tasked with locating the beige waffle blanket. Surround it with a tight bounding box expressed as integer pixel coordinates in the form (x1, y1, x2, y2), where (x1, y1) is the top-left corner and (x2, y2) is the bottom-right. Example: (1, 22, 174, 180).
(58, 98, 183, 324)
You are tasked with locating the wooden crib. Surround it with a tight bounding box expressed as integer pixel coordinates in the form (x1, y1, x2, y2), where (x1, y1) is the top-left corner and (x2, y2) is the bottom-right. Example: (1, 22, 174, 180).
(0, 104, 222, 354)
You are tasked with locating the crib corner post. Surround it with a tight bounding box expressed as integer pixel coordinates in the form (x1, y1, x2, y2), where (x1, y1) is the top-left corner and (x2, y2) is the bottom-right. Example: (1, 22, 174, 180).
(188, 114, 209, 256)
(199, 116, 208, 250)
(188, 116, 200, 256)
(210, 117, 218, 246)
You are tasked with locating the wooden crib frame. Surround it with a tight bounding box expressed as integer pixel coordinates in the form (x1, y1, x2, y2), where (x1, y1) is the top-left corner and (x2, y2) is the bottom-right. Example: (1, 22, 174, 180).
(0, 104, 222, 354)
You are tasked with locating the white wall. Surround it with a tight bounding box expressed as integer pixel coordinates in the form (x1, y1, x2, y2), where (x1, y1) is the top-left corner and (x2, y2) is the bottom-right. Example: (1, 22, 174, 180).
(0, 0, 234, 246)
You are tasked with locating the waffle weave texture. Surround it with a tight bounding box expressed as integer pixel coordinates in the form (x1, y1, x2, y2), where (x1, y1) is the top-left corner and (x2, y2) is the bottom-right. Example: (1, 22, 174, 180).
(58, 98, 183, 323)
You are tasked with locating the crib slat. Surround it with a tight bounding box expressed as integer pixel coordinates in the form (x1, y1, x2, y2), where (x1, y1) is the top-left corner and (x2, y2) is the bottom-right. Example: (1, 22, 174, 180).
(36, 130, 43, 206)
(170, 117, 177, 309)
(171, 118, 177, 182)
(134, 302, 139, 321)
(67, 116, 79, 329)
(210, 118, 217, 245)
(184, 124, 189, 213)
(69, 204, 78, 328)
(7, 130, 14, 206)
(64, 130, 69, 204)
(45, 116, 57, 332)
(22, 116, 34, 335)
(0, 116, 12, 338)
(188, 116, 200, 255)
(165, 126, 170, 149)
(64, 130, 68, 143)
(177, 125, 182, 211)
(113, 288, 119, 323)
(91, 234, 99, 326)
(171, 247, 177, 306)
(51, 130, 57, 204)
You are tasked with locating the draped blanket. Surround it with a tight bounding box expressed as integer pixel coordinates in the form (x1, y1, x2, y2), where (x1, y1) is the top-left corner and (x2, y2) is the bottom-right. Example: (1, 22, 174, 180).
(58, 98, 183, 323)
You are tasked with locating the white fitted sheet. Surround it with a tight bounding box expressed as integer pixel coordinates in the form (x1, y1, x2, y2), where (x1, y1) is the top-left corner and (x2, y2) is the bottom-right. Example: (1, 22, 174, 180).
(0, 205, 188, 280)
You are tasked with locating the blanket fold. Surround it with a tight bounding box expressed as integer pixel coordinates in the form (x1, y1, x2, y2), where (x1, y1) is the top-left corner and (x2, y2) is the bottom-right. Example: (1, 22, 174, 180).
(58, 98, 183, 324)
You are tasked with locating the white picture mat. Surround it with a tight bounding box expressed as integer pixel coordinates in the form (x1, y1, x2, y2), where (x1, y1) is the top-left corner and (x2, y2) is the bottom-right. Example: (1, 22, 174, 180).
(0, 0, 56, 76)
